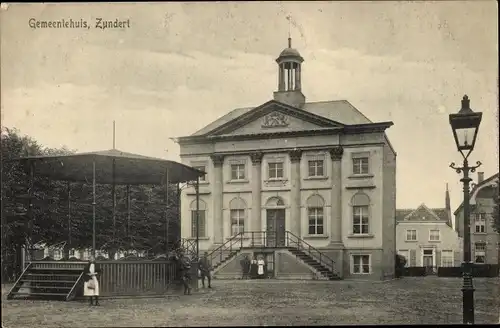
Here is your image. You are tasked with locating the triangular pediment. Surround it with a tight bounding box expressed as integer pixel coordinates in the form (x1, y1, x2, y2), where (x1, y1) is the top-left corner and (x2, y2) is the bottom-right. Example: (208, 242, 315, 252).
(403, 204, 442, 222)
(205, 100, 344, 136)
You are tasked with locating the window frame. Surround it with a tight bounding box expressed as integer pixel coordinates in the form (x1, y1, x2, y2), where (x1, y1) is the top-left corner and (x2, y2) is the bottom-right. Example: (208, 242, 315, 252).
(352, 153, 370, 175)
(307, 159, 325, 177)
(406, 229, 417, 241)
(441, 250, 454, 267)
(230, 163, 246, 181)
(351, 254, 371, 274)
(230, 208, 245, 235)
(429, 229, 440, 242)
(307, 207, 324, 235)
(474, 213, 486, 233)
(268, 162, 284, 180)
(352, 205, 369, 235)
(474, 242, 486, 263)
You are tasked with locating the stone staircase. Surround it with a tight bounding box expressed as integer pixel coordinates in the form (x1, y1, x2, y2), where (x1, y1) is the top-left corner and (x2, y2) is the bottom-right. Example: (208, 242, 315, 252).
(206, 231, 340, 280)
(288, 248, 340, 280)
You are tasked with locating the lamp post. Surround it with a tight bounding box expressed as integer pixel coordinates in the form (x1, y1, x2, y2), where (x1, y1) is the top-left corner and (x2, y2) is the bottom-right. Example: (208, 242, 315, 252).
(449, 95, 483, 325)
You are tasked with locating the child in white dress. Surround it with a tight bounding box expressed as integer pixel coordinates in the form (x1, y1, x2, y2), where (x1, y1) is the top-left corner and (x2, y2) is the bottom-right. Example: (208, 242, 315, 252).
(83, 256, 100, 306)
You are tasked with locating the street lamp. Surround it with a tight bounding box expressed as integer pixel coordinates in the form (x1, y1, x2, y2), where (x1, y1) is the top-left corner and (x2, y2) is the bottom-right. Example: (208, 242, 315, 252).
(449, 95, 483, 325)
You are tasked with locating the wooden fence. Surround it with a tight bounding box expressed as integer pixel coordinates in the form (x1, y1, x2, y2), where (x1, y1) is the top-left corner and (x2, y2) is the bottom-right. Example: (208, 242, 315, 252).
(25, 260, 198, 297)
(97, 260, 181, 296)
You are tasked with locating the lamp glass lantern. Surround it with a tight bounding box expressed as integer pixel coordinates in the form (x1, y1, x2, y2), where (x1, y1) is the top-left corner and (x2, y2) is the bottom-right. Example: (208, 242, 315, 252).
(449, 95, 482, 159)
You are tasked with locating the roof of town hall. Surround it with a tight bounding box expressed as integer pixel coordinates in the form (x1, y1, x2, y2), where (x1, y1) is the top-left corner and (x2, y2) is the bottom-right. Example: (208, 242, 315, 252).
(396, 204, 452, 227)
(191, 99, 373, 136)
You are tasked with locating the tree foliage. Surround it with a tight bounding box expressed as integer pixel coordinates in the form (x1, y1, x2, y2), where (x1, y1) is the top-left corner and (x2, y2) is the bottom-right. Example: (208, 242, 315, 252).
(1, 127, 180, 260)
(492, 183, 500, 234)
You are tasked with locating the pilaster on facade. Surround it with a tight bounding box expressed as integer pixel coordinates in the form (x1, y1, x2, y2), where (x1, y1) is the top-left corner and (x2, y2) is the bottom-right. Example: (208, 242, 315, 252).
(250, 151, 264, 233)
(329, 146, 344, 247)
(289, 149, 302, 237)
(210, 154, 224, 244)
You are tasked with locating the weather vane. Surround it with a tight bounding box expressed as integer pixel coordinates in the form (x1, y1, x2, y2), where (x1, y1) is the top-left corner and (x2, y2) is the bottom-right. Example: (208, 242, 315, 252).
(286, 15, 292, 39)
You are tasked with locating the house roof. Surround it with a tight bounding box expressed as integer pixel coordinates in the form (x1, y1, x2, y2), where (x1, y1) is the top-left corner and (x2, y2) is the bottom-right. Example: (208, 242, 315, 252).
(396, 203, 452, 227)
(190, 100, 373, 137)
(453, 172, 499, 215)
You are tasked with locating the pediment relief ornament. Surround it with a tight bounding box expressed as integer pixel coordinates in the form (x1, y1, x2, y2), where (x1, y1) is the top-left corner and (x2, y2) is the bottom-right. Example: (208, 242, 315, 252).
(261, 112, 289, 128)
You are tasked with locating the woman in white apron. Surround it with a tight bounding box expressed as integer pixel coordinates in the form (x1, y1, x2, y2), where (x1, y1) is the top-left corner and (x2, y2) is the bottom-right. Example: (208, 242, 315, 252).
(83, 256, 101, 306)
(257, 256, 266, 279)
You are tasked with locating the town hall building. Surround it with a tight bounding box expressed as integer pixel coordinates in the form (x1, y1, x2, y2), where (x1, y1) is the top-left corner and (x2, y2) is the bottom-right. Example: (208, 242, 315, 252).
(176, 38, 397, 280)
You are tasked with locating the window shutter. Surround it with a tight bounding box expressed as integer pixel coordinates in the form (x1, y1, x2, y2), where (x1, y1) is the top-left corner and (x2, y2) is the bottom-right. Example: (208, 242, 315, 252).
(454, 251, 460, 266)
(410, 249, 417, 267)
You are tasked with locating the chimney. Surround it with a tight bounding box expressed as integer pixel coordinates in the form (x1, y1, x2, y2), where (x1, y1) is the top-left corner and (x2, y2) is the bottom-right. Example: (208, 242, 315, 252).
(478, 172, 484, 184)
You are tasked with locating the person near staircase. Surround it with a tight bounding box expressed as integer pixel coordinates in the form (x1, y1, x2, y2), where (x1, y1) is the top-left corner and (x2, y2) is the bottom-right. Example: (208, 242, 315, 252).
(240, 255, 251, 280)
(198, 252, 212, 288)
(257, 255, 266, 279)
(83, 256, 101, 306)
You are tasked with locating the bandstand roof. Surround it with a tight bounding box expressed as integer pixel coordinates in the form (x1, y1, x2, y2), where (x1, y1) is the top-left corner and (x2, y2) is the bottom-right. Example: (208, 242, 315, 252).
(12, 148, 204, 185)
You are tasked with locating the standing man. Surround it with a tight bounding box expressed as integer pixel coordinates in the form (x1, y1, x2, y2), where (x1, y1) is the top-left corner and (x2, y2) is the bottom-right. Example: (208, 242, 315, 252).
(180, 255, 192, 295)
(198, 251, 212, 288)
(240, 255, 251, 280)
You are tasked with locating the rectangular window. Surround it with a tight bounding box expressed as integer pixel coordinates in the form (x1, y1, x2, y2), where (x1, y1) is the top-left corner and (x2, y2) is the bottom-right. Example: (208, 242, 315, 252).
(191, 210, 206, 238)
(475, 213, 486, 233)
(406, 230, 417, 241)
(308, 208, 324, 235)
(230, 164, 246, 180)
(192, 166, 207, 182)
(352, 255, 371, 274)
(429, 230, 440, 241)
(308, 160, 324, 177)
(69, 249, 75, 257)
(352, 157, 369, 175)
(230, 209, 245, 235)
(441, 250, 454, 267)
(352, 206, 369, 234)
(474, 242, 486, 263)
(268, 162, 284, 179)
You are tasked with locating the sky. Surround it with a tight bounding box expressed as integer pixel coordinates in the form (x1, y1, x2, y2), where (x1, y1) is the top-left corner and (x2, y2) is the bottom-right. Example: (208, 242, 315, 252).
(1, 2, 498, 212)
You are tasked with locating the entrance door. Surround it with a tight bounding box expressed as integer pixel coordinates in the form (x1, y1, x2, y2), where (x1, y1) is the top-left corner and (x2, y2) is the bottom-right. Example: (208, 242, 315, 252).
(266, 209, 286, 247)
(266, 252, 275, 278)
(423, 249, 435, 274)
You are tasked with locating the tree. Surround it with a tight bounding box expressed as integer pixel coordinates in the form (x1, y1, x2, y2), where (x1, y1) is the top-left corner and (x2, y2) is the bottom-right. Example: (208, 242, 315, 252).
(492, 183, 500, 234)
(2, 126, 181, 270)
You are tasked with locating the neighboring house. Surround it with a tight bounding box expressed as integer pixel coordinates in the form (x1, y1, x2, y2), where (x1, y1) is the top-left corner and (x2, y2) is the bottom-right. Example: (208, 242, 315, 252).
(396, 185, 462, 269)
(176, 37, 397, 280)
(454, 172, 499, 265)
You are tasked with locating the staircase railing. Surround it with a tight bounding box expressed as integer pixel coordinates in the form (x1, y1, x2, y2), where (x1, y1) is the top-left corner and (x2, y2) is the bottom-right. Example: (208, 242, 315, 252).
(243, 231, 268, 247)
(7, 262, 32, 300)
(208, 232, 244, 267)
(285, 231, 336, 274)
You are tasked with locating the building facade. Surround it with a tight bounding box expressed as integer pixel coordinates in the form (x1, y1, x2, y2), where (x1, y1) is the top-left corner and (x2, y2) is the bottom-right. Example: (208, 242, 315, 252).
(454, 172, 499, 265)
(177, 38, 397, 280)
(396, 186, 462, 270)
